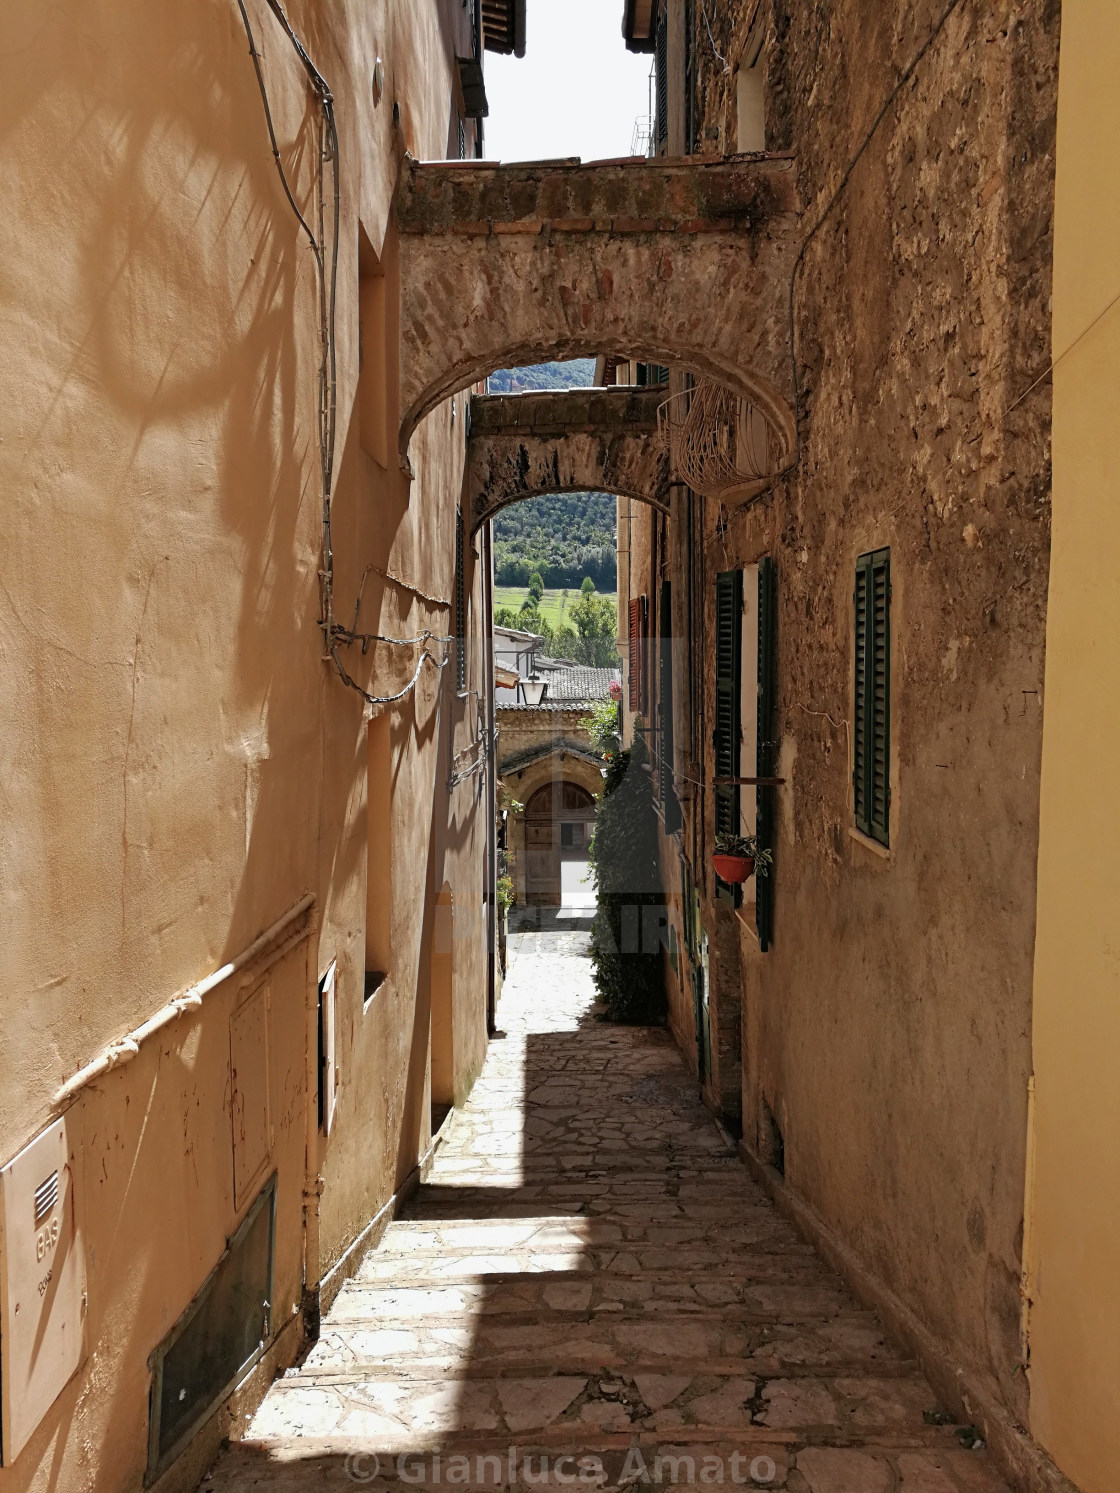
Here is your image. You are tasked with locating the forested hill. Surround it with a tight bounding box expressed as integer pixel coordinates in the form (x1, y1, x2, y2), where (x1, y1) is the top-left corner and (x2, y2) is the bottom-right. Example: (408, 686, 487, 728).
(487, 359, 596, 394)
(493, 492, 616, 590)
(488, 361, 615, 589)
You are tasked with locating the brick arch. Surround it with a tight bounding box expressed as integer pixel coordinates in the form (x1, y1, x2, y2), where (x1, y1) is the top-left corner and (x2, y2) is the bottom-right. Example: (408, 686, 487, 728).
(396, 155, 800, 470)
(468, 386, 668, 534)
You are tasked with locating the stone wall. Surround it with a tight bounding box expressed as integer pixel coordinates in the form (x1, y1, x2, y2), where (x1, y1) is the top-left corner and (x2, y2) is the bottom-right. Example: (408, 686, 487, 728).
(667, 0, 1057, 1432)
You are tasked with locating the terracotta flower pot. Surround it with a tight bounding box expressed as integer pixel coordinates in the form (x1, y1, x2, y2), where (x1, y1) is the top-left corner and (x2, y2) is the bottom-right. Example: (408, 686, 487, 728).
(713, 852, 755, 884)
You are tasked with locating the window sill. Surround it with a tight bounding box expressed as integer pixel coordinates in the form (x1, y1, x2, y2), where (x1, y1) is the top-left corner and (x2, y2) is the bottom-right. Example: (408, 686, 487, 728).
(849, 826, 891, 861)
(734, 901, 760, 946)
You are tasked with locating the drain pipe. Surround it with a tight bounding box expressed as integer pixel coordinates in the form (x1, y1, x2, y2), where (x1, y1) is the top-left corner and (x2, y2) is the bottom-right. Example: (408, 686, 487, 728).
(482, 518, 498, 1035)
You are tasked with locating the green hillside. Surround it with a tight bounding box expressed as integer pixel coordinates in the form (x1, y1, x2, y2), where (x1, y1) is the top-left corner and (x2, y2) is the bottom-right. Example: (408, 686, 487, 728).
(487, 359, 596, 393)
(488, 362, 617, 590)
(493, 492, 616, 590)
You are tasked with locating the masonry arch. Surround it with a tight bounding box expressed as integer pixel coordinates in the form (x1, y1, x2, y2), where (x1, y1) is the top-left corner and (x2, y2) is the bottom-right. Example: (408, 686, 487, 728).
(523, 781, 597, 907)
(396, 156, 800, 469)
(468, 386, 668, 534)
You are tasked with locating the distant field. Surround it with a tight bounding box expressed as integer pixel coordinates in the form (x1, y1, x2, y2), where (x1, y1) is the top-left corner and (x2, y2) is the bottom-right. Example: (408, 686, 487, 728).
(494, 587, 617, 630)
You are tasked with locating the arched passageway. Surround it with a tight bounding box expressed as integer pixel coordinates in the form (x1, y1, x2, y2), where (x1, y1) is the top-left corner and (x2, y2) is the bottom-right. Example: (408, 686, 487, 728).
(468, 385, 667, 533)
(396, 155, 800, 466)
(523, 780, 596, 906)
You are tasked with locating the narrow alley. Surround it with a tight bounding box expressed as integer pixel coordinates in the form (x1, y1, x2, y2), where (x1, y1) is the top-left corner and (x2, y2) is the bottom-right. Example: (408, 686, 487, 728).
(206, 930, 1009, 1493)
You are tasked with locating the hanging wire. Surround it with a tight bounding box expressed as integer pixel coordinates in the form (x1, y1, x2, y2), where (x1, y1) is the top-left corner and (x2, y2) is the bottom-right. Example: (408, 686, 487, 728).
(329, 645, 449, 708)
(699, 0, 731, 74)
(235, 0, 354, 697)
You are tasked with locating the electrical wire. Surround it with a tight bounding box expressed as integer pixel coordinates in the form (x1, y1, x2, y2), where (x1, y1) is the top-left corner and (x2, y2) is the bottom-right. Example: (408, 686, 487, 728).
(331, 626, 457, 656)
(329, 645, 449, 707)
(235, 0, 347, 687)
(699, 0, 731, 74)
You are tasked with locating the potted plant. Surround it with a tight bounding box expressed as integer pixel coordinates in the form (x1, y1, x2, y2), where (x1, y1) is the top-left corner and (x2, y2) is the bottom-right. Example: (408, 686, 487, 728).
(713, 831, 773, 885)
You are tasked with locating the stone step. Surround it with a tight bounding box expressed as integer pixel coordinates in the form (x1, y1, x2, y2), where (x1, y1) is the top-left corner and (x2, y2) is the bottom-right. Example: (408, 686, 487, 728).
(302, 1310, 914, 1377)
(334, 1267, 840, 1319)
(244, 1367, 953, 1445)
(208, 1437, 1006, 1493)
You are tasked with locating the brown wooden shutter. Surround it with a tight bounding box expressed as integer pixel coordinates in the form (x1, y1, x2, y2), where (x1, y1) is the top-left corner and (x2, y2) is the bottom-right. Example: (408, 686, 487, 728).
(628, 596, 648, 712)
(854, 548, 890, 846)
(628, 598, 641, 710)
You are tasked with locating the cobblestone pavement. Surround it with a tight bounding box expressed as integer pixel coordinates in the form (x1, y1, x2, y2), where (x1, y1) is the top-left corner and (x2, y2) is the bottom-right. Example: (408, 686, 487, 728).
(206, 928, 1010, 1493)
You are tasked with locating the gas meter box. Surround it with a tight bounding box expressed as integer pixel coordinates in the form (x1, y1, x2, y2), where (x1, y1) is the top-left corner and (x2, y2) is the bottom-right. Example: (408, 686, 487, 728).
(0, 1118, 85, 1464)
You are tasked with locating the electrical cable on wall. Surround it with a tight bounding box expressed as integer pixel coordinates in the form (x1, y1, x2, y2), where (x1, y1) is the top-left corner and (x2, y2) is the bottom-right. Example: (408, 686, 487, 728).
(239, 0, 400, 709)
(329, 645, 449, 708)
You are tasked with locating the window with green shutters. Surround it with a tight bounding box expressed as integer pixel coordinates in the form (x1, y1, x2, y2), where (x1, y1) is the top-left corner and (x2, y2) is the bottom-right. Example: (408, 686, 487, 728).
(853, 548, 891, 845)
(455, 505, 466, 691)
(655, 2, 669, 151)
(713, 569, 743, 840)
(658, 580, 681, 832)
(755, 557, 776, 951)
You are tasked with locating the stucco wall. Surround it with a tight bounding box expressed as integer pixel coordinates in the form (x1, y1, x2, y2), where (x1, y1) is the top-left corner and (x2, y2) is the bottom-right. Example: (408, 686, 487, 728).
(0, 2, 489, 1489)
(680, 0, 1057, 1428)
(1025, 3, 1120, 1487)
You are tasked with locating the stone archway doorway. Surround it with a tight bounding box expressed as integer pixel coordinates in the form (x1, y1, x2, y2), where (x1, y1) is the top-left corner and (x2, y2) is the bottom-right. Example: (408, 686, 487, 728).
(524, 782, 596, 907)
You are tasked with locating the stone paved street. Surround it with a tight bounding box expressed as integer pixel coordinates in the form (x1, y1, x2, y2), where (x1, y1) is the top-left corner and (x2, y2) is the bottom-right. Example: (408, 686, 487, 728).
(206, 929, 1011, 1493)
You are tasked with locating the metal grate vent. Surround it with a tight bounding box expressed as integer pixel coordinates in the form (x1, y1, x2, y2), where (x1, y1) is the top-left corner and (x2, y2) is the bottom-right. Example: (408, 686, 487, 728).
(147, 1175, 276, 1480)
(33, 1171, 59, 1224)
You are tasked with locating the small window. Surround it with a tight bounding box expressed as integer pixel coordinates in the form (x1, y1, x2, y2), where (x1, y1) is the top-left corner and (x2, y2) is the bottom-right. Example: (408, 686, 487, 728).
(357, 228, 388, 466)
(854, 548, 891, 846)
(734, 14, 767, 152)
(317, 962, 337, 1135)
(366, 715, 391, 999)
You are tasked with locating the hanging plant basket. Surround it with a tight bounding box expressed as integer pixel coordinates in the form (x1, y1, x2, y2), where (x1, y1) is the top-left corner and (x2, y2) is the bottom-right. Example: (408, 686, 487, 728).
(712, 852, 755, 884)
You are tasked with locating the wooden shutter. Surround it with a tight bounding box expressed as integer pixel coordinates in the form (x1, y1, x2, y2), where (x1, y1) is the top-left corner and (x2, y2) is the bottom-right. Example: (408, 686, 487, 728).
(658, 581, 681, 831)
(684, 0, 696, 153)
(455, 506, 466, 690)
(628, 595, 647, 713)
(655, 2, 669, 149)
(854, 548, 890, 845)
(713, 570, 743, 838)
(756, 557, 776, 951)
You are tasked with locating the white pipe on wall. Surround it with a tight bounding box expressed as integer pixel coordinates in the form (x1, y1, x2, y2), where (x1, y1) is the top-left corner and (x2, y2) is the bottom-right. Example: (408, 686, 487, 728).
(52, 893, 316, 1110)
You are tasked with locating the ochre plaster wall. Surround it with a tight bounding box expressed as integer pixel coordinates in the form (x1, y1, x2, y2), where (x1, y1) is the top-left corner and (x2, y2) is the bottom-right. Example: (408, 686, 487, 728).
(0, 3, 489, 1490)
(1025, 3, 1120, 1486)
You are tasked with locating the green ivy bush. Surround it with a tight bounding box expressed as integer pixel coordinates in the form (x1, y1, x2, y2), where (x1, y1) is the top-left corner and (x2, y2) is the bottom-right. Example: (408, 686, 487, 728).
(587, 735, 667, 1024)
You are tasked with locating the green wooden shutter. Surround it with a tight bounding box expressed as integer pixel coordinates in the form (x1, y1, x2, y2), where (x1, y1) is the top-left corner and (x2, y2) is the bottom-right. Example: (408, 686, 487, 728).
(713, 570, 743, 840)
(854, 548, 890, 845)
(658, 580, 681, 832)
(756, 557, 776, 951)
(455, 505, 466, 691)
(655, 3, 669, 150)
